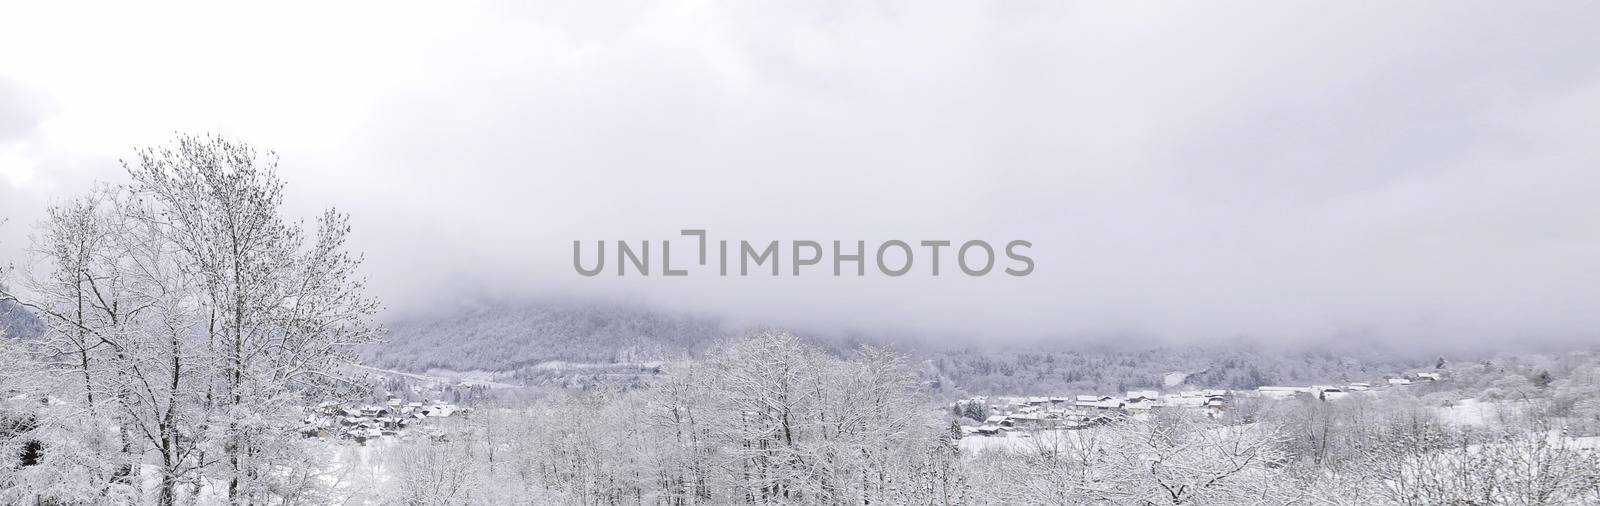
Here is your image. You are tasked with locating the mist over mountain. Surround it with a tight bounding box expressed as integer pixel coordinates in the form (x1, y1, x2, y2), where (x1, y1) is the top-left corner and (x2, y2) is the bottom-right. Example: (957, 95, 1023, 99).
(364, 299, 727, 372)
(363, 297, 1447, 395)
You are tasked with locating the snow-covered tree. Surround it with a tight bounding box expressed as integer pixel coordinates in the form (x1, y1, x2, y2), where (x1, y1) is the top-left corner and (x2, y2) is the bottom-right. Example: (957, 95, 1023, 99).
(1, 134, 383, 504)
(119, 134, 384, 503)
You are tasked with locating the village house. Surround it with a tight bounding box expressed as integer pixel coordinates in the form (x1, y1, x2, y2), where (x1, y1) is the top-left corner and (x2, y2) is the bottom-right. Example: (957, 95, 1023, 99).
(1075, 395, 1123, 412)
(1257, 386, 1313, 399)
(1125, 390, 1159, 402)
(1313, 386, 1349, 400)
(1124, 390, 1163, 412)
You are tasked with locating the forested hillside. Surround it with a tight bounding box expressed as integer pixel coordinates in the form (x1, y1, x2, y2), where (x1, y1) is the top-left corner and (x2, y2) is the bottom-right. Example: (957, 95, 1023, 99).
(925, 344, 1434, 395)
(365, 300, 727, 371)
(366, 300, 1432, 396)
(0, 300, 40, 339)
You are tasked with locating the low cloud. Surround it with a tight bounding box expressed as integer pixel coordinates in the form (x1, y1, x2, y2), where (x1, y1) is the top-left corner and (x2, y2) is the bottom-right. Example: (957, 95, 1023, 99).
(2, 1, 1599, 347)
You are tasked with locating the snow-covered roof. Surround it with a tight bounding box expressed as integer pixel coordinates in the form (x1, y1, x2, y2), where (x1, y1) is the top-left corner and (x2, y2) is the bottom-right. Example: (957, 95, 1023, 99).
(423, 404, 460, 417)
(1076, 399, 1124, 409)
(1163, 396, 1209, 408)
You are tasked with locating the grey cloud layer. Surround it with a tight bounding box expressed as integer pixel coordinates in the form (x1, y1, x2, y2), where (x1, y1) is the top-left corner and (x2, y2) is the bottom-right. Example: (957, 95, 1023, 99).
(2, 1, 1598, 346)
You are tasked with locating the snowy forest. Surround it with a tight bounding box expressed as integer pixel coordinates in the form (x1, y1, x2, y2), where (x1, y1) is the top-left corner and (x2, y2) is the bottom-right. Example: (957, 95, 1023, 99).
(3, 136, 1600, 505)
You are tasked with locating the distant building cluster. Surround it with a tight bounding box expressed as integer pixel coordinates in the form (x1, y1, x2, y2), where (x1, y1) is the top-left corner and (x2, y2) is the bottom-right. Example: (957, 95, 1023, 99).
(957, 389, 1229, 436)
(957, 370, 1449, 437)
(299, 398, 467, 443)
(1388, 371, 1444, 386)
(1256, 371, 1447, 401)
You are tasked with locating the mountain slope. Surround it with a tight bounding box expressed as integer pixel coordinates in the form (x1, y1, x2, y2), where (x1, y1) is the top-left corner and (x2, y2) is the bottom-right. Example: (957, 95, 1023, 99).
(0, 300, 41, 339)
(365, 300, 726, 372)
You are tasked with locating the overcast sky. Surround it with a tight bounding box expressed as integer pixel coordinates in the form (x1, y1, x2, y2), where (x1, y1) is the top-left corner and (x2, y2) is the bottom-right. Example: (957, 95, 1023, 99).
(3, 1, 1599, 346)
